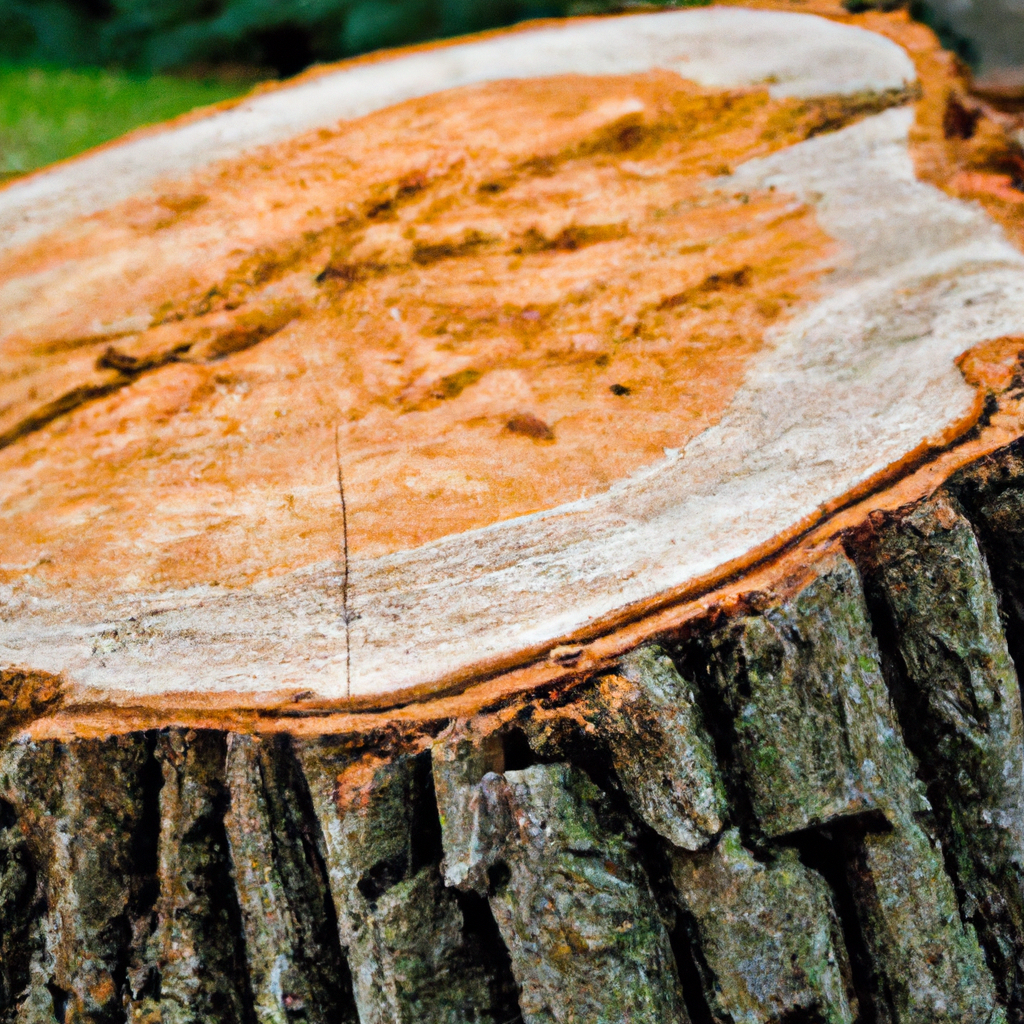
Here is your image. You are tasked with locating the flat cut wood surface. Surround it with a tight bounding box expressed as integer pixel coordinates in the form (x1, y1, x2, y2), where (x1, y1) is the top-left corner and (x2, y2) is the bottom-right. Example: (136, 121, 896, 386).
(1, 6, 1023, 706)
(0, 74, 836, 589)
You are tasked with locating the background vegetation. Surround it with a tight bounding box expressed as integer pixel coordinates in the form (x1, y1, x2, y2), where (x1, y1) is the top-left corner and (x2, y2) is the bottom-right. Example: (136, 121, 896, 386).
(0, 0, 674, 79)
(1, 0, 1013, 179)
(0, 64, 248, 177)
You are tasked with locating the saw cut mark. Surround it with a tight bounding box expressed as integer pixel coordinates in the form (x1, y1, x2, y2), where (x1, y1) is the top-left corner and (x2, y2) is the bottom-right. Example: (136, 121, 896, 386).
(0, 8, 917, 253)
(7, 9, 1021, 709)
(0, 84, 890, 458)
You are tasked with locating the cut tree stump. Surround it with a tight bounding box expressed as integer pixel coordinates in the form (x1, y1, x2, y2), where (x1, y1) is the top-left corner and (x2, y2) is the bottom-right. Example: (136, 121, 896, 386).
(5, 2, 1024, 1022)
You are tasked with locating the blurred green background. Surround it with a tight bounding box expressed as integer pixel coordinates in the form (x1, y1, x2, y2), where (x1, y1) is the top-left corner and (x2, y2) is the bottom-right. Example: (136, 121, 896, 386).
(0, 65, 246, 179)
(0, 0, 641, 77)
(0, 0, 1020, 181)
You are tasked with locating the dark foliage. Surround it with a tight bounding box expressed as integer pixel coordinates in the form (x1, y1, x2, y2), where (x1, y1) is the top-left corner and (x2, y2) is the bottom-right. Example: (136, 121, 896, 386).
(0, 0, 691, 77)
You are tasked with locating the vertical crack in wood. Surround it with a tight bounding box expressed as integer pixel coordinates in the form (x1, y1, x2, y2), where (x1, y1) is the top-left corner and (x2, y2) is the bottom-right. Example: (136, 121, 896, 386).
(335, 425, 352, 700)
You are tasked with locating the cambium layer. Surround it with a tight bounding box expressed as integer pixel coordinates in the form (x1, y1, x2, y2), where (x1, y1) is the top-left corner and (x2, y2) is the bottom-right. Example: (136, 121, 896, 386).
(3, 438, 1024, 1023)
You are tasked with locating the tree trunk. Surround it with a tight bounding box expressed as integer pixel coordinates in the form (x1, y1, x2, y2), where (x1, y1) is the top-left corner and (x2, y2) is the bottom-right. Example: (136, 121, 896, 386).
(4, 4, 1024, 1023)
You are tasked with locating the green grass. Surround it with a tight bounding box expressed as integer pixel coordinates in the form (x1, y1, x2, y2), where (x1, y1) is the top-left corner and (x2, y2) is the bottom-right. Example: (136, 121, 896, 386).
(0, 65, 254, 179)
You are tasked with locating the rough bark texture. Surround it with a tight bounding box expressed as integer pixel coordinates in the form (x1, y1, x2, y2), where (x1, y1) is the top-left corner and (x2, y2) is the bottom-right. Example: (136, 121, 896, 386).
(10, 440, 1024, 1021)
(433, 753, 690, 1024)
(844, 819, 1003, 1024)
(854, 492, 1024, 1017)
(131, 730, 255, 1024)
(296, 741, 518, 1024)
(588, 646, 727, 851)
(699, 554, 923, 838)
(671, 828, 855, 1024)
(223, 734, 355, 1024)
(0, 737, 152, 1024)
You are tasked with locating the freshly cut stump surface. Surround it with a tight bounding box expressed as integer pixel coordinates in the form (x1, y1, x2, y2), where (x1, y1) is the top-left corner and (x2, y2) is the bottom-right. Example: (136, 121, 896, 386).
(5, 4, 1024, 1023)
(0, 3, 1006, 705)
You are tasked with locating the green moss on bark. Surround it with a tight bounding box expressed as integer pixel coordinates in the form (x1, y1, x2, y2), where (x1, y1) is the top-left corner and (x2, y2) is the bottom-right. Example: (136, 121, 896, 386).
(855, 492, 1024, 1015)
(846, 819, 1005, 1024)
(129, 730, 255, 1024)
(671, 828, 855, 1024)
(484, 763, 690, 1024)
(297, 743, 516, 1024)
(224, 734, 357, 1024)
(703, 553, 922, 837)
(0, 737, 152, 1024)
(589, 645, 726, 851)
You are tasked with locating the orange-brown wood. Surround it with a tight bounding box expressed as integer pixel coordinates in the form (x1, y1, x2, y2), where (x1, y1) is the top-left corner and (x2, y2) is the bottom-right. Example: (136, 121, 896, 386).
(8, 2, 1024, 737)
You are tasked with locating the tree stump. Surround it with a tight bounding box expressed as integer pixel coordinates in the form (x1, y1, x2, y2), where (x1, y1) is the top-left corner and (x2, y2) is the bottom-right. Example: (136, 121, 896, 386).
(3, 3, 1024, 1021)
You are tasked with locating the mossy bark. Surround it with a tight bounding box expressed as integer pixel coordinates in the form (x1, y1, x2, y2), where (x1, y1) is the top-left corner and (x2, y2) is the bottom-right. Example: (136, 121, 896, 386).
(585, 646, 726, 851)
(845, 819, 1005, 1024)
(130, 730, 255, 1024)
(671, 828, 855, 1024)
(701, 553, 923, 837)
(296, 742, 517, 1024)
(223, 734, 356, 1024)
(432, 747, 690, 1024)
(691, 551, 1003, 1023)
(0, 737, 151, 1024)
(855, 491, 1024, 1016)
